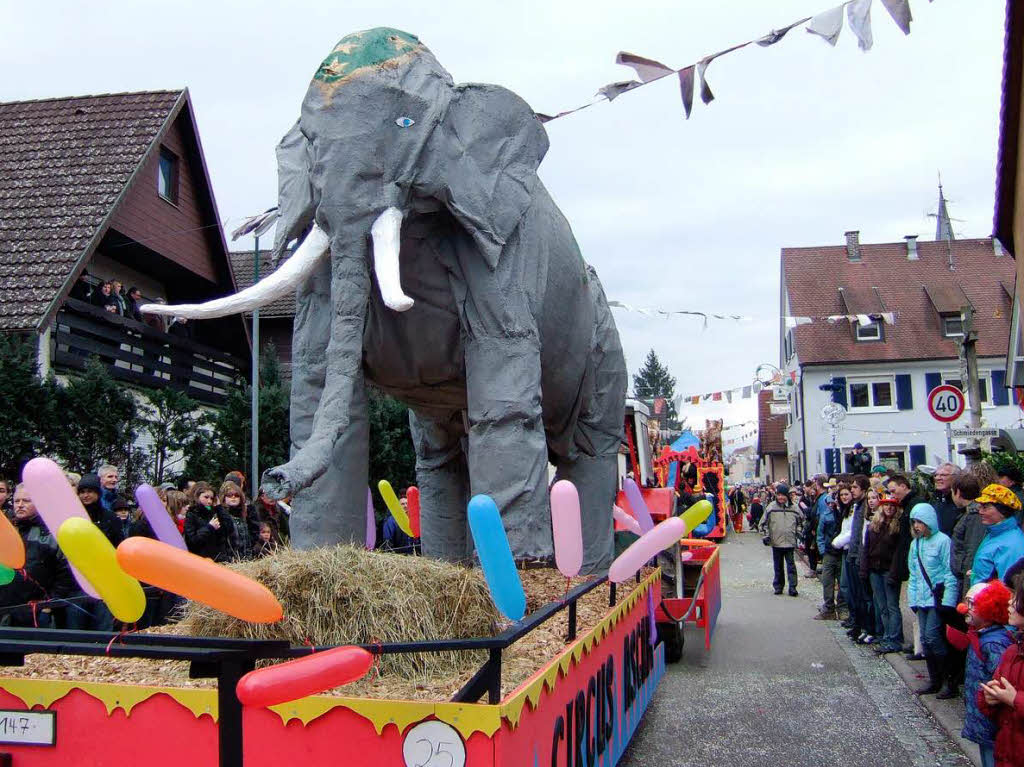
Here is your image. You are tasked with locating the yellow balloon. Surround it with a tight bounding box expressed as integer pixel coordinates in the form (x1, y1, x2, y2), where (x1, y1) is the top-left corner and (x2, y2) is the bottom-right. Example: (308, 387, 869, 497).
(378, 480, 413, 537)
(57, 518, 146, 623)
(679, 500, 713, 535)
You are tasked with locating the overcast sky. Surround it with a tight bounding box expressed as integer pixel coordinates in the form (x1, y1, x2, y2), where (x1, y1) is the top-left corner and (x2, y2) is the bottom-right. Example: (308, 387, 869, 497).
(2, 1, 1008, 452)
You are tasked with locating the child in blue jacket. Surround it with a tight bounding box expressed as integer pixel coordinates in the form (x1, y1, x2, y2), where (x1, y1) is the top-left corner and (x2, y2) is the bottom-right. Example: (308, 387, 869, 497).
(908, 503, 959, 695)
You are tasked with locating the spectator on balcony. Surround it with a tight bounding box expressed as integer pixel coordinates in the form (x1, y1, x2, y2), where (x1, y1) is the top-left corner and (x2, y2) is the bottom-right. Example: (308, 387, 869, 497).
(69, 270, 93, 302)
(124, 286, 144, 322)
(110, 281, 127, 316)
(97, 465, 119, 514)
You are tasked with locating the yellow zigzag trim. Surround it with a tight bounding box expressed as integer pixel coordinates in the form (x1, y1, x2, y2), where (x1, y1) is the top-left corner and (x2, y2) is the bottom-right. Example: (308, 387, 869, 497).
(0, 678, 216, 720)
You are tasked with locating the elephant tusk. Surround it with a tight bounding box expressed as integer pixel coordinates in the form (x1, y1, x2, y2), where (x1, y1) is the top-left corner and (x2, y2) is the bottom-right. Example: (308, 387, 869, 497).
(371, 206, 414, 312)
(140, 224, 331, 319)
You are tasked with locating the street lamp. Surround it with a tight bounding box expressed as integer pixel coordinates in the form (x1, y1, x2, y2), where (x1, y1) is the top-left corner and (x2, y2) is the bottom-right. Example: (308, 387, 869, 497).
(231, 208, 279, 495)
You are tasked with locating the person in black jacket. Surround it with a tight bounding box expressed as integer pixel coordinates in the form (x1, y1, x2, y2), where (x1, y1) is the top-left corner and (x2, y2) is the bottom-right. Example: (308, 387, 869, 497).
(931, 463, 960, 536)
(0, 485, 73, 628)
(65, 473, 122, 630)
(218, 481, 257, 561)
(185, 482, 237, 562)
(888, 474, 918, 656)
(848, 444, 873, 476)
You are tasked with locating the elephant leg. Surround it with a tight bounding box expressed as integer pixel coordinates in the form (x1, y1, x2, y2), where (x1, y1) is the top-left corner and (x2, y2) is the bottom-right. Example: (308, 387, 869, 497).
(465, 333, 552, 561)
(288, 256, 368, 548)
(409, 409, 471, 562)
(555, 266, 627, 574)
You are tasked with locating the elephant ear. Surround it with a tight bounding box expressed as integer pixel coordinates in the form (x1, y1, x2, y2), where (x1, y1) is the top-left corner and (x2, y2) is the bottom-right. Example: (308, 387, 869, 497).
(272, 120, 316, 265)
(435, 83, 549, 269)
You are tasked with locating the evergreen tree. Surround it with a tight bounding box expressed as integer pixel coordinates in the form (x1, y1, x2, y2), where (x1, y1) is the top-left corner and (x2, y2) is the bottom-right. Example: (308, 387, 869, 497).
(139, 387, 202, 484)
(53, 357, 139, 474)
(367, 386, 417, 493)
(633, 349, 677, 400)
(0, 334, 60, 482)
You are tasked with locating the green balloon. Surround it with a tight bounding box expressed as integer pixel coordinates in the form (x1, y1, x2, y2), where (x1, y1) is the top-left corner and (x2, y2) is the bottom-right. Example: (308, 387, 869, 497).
(0, 566, 15, 586)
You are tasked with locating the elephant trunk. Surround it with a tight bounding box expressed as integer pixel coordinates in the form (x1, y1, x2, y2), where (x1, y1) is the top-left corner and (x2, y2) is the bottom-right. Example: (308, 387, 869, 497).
(261, 235, 371, 498)
(371, 207, 413, 312)
(139, 224, 330, 319)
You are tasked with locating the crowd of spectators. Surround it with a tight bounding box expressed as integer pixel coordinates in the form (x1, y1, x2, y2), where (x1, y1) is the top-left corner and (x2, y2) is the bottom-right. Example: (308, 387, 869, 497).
(69, 271, 191, 339)
(0, 467, 290, 633)
(738, 461, 1024, 767)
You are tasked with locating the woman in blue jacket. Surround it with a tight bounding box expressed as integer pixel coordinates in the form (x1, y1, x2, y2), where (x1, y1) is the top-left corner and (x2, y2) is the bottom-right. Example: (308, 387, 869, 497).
(971, 484, 1024, 586)
(907, 503, 958, 695)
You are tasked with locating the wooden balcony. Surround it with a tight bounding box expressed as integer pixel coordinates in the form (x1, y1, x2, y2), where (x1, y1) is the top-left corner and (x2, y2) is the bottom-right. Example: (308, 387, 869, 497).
(52, 298, 246, 406)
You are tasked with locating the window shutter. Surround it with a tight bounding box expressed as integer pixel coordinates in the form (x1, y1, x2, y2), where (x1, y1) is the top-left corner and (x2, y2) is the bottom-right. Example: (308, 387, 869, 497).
(910, 445, 926, 469)
(832, 376, 847, 408)
(895, 374, 913, 410)
(824, 448, 840, 474)
(824, 449, 834, 474)
(993, 369, 1010, 406)
(924, 372, 942, 395)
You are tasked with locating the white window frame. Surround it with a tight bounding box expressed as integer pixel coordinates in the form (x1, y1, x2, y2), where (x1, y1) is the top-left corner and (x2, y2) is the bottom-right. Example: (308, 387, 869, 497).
(874, 444, 909, 472)
(942, 315, 964, 338)
(940, 371, 992, 409)
(846, 375, 897, 412)
(855, 320, 882, 342)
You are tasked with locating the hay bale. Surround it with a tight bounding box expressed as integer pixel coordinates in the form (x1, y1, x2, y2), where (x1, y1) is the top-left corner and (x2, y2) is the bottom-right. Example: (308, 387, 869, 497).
(178, 545, 500, 680)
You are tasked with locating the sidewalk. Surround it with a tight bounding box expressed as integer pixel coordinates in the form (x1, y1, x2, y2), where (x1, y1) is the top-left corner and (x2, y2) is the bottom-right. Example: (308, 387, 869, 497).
(799, 549, 981, 767)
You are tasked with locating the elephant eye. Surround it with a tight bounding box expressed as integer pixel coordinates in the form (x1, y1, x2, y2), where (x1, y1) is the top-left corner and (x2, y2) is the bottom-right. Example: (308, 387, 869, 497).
(395, 116, 415, 128)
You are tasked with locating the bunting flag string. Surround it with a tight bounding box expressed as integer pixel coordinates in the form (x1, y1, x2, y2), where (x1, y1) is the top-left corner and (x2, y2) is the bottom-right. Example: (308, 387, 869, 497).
(724, 430, 759, 446)
(608, 301, 896, 329)
(537, 0, 915, 124)
(677, 370, 801, 406)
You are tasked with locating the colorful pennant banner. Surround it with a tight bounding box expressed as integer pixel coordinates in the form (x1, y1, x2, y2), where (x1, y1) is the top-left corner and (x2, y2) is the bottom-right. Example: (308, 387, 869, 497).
(537, 0, 915, 124)
(678, 371, 801, 407)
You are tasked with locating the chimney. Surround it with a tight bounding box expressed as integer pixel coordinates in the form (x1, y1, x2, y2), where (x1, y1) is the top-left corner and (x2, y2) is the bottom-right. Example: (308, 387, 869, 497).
(905, 235, 919, 260)
(845, 230, 861, 262)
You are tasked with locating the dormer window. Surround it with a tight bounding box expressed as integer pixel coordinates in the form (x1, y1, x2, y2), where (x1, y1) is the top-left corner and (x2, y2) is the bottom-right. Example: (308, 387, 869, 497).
(943, 314, 964, 338)
(855, 319, 882, 341)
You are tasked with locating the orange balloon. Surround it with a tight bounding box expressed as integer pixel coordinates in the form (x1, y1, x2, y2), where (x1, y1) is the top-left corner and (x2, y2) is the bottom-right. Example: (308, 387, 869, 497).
(116, 537, 283, 623)
(236, 645, 374, 707)
(0, 514, 25, 569)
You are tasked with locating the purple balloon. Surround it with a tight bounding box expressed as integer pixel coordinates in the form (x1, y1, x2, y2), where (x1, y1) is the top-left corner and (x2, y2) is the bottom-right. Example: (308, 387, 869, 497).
(135, 484, 187, 550)
(365, 488, 376, 550)
(622, 479, 655, 534)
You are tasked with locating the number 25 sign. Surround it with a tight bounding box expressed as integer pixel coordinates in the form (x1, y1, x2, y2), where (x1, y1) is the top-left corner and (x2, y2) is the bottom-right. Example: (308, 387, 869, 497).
(927, 385, 966, 423)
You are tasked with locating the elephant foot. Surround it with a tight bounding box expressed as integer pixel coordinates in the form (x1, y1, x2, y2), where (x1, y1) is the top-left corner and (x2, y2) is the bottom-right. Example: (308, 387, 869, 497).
(260, 466, 294, 501)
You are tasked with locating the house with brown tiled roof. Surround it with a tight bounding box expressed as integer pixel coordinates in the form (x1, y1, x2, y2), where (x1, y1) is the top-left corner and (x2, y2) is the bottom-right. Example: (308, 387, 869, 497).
(756, 389, 788, 482)
(780, 219, 1018, 481)
(0, 89, 248, 404)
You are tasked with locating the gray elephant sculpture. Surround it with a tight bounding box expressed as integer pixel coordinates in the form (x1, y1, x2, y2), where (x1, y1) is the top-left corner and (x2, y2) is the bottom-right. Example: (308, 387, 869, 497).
(143, 28, 627, 573)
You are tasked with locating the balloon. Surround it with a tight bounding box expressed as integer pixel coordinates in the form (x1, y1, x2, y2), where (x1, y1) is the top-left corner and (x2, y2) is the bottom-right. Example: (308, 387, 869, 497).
(467, 495, 526, 621)
(679, 500, 713, 536)
(549, 480, 583, 578)
(406, 486, 421, 538)
(622, 479, 655, 534)
(377, 480, 413, 537)
(365, 488, 376, 551)
(134, 484, 186, 550)
(612, 506, 642, 536)
(608, 517, 686, 584)
(0, 514, 25, 569)
(0, 566, 14, 586)
(57, 518, 146, 623)
(236, 645, 374, 707)
(117, 537, 283, 623)
(22, 457, 100, 597)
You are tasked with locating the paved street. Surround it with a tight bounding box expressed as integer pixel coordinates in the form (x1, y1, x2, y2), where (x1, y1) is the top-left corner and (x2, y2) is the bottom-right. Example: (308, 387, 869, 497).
(622, 533, 972, 767)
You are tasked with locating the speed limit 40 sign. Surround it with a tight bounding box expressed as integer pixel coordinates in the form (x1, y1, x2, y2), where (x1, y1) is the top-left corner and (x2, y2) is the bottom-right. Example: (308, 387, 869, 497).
(927, 385, 966, 423)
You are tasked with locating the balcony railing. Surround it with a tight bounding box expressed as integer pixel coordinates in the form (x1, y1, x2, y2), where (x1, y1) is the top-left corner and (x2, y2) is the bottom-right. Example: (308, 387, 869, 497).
(52, 298, 246, 405)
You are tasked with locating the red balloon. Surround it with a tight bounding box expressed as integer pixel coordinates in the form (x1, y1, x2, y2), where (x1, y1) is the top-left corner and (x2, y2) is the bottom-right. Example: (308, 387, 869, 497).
(236, 646, 374, 707)
(406, 486, 421, 538)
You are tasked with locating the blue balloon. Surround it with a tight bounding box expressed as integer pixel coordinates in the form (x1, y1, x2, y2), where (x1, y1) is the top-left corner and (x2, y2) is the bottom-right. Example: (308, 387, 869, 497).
(467, 495, 527, 621)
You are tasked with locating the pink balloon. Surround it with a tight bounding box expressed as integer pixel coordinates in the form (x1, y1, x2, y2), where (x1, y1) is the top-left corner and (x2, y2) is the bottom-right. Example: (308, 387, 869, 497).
(22, 457, 100, 597)
(365, 488, 376, 550)
(550, 480, 583, 578)
(608, 517, 685, 584)
(135, 484, 186, 550)
(612, 506, 642, 535)
(622, 479, 655, 534)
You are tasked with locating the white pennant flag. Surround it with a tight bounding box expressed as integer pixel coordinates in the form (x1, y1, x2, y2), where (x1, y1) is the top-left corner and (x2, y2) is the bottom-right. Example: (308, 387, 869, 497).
(847, 0, 874, 51)
(807, 4, 845, 46)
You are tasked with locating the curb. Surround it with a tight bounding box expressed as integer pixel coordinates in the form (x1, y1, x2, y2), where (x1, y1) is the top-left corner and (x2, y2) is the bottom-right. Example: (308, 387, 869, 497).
(882, 651, 982, 767)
